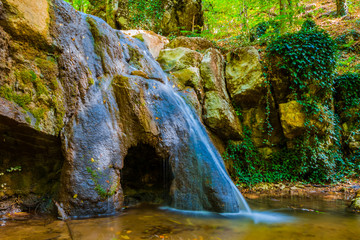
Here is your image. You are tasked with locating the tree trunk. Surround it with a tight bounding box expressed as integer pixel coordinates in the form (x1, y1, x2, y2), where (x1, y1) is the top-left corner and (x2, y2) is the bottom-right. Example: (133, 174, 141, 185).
(279, 0, 287, 33)
(336, 0, 348, 16)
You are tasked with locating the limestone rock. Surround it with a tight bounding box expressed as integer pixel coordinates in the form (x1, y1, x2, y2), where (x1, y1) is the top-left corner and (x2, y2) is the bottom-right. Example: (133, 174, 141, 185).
(203, 91, 242, 139)
(171, 67, 203, 102)
(279, 101, 306, 139)
(225, 47, 266, 109)
(200, 48, 227, 98)
(122, 30, 169, 59)
(167, 36, 213, 51)
(157, 47, 203, 72)
(1, 0, 51, 46)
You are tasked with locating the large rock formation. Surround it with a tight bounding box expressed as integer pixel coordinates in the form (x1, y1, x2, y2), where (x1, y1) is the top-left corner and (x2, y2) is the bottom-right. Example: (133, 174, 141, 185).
(0, 0, 248, 217)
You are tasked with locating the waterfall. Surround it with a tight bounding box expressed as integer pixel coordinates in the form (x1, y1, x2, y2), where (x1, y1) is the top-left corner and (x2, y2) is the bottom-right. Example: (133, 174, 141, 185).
(55, 0, 251, 216)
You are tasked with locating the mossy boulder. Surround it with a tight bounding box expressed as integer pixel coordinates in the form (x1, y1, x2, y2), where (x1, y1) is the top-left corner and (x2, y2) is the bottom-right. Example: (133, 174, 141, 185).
(202, 91, 242, 140)
(157, 47, 203, 72)
(171, 67, 203, 102)
(350, 190, 360, 211)
(225, 47, 266, 109)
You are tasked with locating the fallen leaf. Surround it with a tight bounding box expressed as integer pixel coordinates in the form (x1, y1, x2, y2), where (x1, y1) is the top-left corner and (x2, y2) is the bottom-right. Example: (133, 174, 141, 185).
(120, 235, 130, 239)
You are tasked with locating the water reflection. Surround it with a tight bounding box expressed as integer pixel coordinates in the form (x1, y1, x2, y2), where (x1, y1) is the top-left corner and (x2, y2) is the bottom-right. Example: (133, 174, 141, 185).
(1, 198, 360, 240)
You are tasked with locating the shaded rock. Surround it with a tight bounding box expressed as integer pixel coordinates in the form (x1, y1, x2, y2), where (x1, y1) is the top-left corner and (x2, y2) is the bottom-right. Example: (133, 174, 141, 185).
(160, 0, 203, 36)
(226, 47, 266, 109)
(279, 101, 306, 140)
(179, 87, 202, 117)
(242, 104, 282, 147)
(167, 36, 213, 51)
(122, 30, 169, 59)
(157, 47, 203, 72)
(203, 91, 242, 139)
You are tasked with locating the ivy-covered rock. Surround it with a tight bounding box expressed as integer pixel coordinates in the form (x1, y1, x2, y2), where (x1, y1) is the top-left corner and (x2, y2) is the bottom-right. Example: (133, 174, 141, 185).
(225, 47, 266, 109)
(157, 47, 203, 72)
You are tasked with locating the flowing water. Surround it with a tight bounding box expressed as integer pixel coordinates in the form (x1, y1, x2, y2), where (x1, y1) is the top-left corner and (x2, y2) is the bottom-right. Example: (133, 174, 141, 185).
(2, 197, 359, 240)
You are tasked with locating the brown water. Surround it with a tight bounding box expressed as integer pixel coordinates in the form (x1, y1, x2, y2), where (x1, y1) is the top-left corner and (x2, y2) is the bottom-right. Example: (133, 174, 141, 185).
(1, 197, 360, 240)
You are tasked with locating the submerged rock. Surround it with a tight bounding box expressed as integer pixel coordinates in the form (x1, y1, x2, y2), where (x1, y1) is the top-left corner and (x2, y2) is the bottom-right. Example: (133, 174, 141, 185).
(350, 190, 360, 211)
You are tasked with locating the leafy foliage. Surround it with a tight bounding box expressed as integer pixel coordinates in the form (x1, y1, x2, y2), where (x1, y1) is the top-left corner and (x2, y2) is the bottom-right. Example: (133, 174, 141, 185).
(335, 72, 360, 113)
(266, 22, 337, 97)
(128, 0, 164, 30)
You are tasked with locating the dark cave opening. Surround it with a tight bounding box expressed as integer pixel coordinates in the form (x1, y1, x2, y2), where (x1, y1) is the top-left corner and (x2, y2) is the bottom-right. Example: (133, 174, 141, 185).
(0, 115, 64, 213)
(121, 144, 173, 206)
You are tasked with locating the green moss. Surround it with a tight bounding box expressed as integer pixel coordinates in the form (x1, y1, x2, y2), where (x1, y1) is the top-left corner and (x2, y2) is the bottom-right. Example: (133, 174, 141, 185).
(86, 166, 117, 199)
(133, 34, 145, 42)
(0, 85, 32, 110)
(87, 16, 109, 74)
(89, 78, 95, 86)
(112, 75, 130, 88)
(25, 116, 31, 124)
(15, 69, 37, 84)
(35, 57, 57, 83)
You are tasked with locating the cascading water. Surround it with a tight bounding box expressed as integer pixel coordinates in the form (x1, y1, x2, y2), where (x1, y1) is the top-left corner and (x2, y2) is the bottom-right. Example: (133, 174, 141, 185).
(123, 36, 251, 214)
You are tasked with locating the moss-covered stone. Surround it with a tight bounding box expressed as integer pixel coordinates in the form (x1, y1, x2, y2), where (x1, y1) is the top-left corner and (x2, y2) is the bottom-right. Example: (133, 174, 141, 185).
(225, 47, 266, 109)
(157, 47, 203, 72)
(203, 91, 242, 140)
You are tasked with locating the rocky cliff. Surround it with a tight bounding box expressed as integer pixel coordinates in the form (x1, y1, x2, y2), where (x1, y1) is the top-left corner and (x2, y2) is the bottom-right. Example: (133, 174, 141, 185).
(0, 0, 246, 217)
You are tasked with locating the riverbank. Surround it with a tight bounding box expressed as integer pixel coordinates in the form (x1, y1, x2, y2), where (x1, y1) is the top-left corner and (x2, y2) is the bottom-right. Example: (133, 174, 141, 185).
(240, 179, 360, 204)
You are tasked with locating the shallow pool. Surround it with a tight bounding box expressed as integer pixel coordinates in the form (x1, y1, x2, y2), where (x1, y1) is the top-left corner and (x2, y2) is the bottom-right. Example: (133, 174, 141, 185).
(1, 197, 360, 240)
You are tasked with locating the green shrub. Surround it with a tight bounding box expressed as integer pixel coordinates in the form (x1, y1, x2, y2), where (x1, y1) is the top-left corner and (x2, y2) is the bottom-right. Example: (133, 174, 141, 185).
(266, 21, 337, 97)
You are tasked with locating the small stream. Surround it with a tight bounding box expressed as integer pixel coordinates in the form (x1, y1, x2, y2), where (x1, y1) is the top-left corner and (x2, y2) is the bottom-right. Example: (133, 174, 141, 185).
(2, 197, 359, 240)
